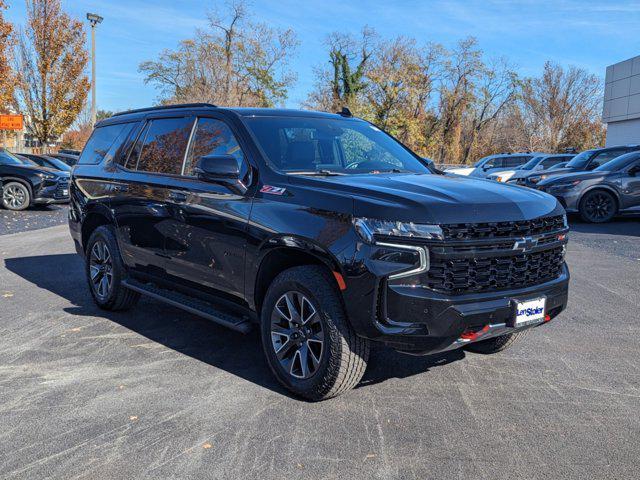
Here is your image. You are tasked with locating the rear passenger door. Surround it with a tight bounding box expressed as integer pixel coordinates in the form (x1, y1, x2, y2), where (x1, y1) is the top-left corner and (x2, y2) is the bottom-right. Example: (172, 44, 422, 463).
(162, 114, 254, 300)
(111, 115, 195, 277)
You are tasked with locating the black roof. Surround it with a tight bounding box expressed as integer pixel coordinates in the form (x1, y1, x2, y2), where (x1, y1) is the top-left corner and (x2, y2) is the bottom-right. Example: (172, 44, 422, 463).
(98, 104, 357, 127)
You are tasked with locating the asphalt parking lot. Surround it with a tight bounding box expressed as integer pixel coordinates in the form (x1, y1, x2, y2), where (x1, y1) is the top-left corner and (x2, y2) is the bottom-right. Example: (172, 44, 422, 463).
(1, 208, 639, 479)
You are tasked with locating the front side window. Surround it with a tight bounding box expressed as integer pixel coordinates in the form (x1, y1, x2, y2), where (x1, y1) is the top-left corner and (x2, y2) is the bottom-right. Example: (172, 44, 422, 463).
(184, 118, 244, 176)
(79, 123, 130, 165)
(245, 116, 429, 175)
(134, 117, 194, 175)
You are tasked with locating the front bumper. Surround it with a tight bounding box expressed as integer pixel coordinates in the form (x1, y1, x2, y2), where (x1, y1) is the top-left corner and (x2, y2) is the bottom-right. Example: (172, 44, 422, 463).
(536, 186, 581, 212)
(379, 265, 568, 354)
(342, 234, 569, 355)
(33, 179, 70, 204)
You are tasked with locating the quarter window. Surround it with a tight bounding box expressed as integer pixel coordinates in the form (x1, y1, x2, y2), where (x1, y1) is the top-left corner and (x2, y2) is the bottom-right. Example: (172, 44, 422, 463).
(134, 117, 194, 175)
(79, 123, 130, 165)
(184, 118, 244, 176)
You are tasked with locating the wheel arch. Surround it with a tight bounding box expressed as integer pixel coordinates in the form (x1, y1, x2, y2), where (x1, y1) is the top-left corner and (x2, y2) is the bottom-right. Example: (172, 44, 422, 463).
(578, 185, 621, 213)
(1, 176, 34, 198)
(251, 238, 345, 314)
(81, 207, 116, 253)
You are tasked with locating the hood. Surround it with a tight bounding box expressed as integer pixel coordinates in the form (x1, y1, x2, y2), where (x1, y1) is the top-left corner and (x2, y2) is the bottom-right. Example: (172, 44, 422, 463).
(4, 163, 68, 178)
(287, 173, 562, 224)
(538, 171, 605, 186)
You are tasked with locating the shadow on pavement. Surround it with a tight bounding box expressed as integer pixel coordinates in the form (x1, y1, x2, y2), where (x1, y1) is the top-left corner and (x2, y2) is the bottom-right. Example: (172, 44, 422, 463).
(568, 214, 640, 237)
(4, 253, 462, 399)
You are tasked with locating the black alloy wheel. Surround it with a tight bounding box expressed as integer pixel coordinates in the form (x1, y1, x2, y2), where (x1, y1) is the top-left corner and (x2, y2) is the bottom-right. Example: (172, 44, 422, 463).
(580, 190, 616, 223)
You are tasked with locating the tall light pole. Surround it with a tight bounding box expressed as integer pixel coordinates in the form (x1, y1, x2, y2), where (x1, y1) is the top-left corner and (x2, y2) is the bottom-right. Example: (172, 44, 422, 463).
(86, 13, 103, 127)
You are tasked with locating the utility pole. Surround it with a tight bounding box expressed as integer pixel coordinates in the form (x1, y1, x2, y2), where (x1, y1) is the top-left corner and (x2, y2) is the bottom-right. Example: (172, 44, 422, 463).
(86, 13, 103, 127)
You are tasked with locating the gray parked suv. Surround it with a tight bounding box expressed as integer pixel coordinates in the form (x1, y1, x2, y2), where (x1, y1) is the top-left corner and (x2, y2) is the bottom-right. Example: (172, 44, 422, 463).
(537, 151, 640, 222)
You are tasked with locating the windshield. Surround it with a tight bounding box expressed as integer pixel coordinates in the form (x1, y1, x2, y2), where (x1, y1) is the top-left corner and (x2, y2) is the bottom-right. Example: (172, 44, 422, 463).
(566, 150, 594, 169)
(594, 152, 640, 172)
(42, 156, 71, 171)
(244, 116, 430, 175)
(520, 156, 543, 170)
(0, 149, 25, 166)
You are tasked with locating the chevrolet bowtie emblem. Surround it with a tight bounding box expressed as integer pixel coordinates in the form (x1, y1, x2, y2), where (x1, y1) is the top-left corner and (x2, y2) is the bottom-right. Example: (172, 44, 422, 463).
(513, 236, 539, 252)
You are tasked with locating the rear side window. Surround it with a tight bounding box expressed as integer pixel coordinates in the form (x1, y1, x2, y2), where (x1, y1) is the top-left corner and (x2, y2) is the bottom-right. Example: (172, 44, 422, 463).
(184, 118, 244, 176)
(590, 149, 626, 168)
(79, 123, 129, 165)
(504, 156, 529, 168)
(541, 156, 566, 168)
(134, 117, 194, 175)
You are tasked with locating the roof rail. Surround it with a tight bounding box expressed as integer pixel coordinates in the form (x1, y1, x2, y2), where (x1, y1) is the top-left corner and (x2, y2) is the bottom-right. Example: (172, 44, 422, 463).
(112, 103, 218, 117)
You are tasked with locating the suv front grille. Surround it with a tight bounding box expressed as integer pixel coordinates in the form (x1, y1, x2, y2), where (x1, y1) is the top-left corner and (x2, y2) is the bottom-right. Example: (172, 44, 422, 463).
(440, 215, 565, 241)
(54, 179, 69, 199)
(426, 245, 565, 295)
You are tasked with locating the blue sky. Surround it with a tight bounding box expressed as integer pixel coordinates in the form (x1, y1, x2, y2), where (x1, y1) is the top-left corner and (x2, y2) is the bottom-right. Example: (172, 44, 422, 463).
(6, 0, 640, 112)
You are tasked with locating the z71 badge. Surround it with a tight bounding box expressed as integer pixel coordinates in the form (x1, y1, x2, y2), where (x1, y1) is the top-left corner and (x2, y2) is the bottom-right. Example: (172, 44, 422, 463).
(260, 185, 286, 195)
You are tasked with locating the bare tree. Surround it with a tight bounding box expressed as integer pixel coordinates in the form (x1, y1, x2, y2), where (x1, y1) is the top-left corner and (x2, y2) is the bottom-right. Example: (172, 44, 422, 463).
(140, 0, 298, 107)
(15, 0, 89, 149)
(460, 57, 517, 162)
(517, 61, 604, 151)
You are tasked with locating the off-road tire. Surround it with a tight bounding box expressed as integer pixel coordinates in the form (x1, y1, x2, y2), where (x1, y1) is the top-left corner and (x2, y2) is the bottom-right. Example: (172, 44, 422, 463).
(261, 265, 370, 401)
(85, 225, 140, 311)
(465, 330, 529, 354)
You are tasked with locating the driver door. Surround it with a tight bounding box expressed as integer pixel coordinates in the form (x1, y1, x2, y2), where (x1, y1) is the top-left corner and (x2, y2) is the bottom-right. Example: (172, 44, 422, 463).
(162, 115, 254, 299)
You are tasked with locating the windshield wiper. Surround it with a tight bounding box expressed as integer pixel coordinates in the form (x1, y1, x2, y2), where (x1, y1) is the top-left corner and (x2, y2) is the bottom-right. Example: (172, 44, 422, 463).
(287, 170, 345, 176)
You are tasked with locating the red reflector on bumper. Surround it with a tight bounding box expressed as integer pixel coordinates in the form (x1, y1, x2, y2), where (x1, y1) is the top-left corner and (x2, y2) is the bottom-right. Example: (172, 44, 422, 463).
(460, 324, 490, 341)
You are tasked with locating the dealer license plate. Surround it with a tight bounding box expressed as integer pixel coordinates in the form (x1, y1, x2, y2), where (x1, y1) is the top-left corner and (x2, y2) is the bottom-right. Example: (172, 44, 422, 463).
(515, 297, 546, 325)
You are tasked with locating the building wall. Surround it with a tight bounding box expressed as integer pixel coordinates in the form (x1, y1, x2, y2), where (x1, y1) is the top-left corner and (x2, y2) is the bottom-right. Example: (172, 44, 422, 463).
(604, 56, 640, 146)
(606, 117, 640, 146)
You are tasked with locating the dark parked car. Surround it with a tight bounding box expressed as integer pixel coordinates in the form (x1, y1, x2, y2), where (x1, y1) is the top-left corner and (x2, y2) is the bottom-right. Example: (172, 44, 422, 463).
(50, 152, 80, 166)
(537, 151, 640, 222)
(0, 149, 70, 210)
(17, 153, 72, 172)
(525, 145, 640, 187)
(69, 104, 569, 400)
(487, 154, 575, 184)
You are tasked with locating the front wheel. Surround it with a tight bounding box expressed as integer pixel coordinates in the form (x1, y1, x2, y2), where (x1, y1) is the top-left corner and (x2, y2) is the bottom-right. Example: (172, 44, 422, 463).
(261, 265, 369, 401)
(579, 190, 616, 223)
(2, 182, 31, 211)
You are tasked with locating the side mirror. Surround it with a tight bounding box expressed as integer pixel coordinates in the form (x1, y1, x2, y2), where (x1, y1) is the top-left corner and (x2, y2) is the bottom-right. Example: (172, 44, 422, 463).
(586, 163, 597, 171)
(194, 154, 240, 182)
(628, 165, 640, 176)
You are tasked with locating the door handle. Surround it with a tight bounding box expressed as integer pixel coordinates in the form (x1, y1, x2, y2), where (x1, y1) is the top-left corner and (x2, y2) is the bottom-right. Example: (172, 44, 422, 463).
(169, 191, 188, 202)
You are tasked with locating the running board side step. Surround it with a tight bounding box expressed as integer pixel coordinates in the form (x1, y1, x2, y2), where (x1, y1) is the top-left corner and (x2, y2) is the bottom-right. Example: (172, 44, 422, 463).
(122, 279, 253, 334)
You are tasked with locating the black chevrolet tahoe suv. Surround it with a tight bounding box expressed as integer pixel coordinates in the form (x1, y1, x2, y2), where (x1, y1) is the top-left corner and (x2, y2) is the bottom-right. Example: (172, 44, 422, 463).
(69, 104, 570, 400)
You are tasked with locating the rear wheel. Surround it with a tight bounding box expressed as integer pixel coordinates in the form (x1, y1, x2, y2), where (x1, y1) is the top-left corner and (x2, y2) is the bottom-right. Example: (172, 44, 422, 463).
(261, 265, 369, 401)
(465, 330, 528, 354)
(2, 182, 31, 211)
(85, 225, 140, 311)
(579, 190, 616, 223)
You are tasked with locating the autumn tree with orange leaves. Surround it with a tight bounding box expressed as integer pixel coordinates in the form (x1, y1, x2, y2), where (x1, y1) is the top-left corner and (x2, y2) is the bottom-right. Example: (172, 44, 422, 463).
(15, 0, 89, 149)
(0, 0, 15, 114)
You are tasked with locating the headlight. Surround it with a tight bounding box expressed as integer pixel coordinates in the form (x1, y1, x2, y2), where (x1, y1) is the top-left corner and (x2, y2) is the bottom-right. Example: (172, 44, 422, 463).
(353, 217, 443, 243)
(553, 180, 581, 188)
(38, 172, 57, 180)
(530, 175, 547, 184)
